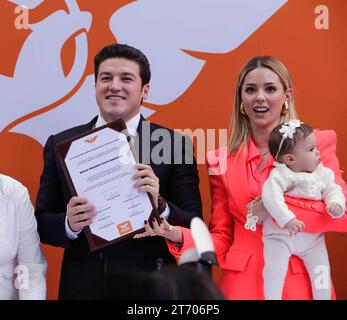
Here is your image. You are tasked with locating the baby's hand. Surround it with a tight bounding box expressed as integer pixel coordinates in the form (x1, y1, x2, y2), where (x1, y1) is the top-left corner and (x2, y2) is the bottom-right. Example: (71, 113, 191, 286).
(284, 218, 305, 236)
(326, 203, 343, 218)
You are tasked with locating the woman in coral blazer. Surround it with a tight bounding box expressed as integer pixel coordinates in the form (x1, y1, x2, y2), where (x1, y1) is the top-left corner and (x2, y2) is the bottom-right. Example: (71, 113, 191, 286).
(136, 56, 347, 299)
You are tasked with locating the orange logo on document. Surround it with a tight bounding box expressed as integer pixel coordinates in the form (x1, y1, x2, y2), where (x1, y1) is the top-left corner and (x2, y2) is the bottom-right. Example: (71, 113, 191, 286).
(117, 221, 133, 235)
(85, 136, 98, 143)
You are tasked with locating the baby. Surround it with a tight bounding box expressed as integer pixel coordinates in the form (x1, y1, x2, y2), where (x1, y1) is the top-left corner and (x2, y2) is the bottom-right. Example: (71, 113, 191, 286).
(256, 120, 345, 299)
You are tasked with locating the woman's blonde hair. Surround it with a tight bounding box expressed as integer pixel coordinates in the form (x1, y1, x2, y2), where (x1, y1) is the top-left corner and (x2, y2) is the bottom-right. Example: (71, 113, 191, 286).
(228, 56, 297, 156)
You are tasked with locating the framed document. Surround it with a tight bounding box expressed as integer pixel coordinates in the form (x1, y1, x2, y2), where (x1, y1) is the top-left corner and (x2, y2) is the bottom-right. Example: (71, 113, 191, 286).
(55, 119, 160, 251)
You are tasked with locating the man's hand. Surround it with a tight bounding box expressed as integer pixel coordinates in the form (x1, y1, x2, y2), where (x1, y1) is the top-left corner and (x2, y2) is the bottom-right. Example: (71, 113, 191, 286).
(133, 163, 160, 208)
(326, 202, 343, 218)
(284, 218, 305, 236)
(66, 196, 95, 232)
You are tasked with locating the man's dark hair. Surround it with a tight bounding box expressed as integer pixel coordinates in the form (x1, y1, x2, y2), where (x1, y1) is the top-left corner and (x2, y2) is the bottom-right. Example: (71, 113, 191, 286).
(94, 43, 151, 87)
(269, 122, 313, 161)
(77, 266, 224, 300)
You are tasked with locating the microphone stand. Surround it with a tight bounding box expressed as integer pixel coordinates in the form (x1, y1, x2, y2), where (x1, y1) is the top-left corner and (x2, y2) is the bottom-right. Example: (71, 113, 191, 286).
(180, 251, 218, 277)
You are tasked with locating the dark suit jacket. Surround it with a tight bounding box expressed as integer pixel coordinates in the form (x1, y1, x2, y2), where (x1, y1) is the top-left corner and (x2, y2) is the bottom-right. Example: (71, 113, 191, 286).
(35, 115, 202, 299)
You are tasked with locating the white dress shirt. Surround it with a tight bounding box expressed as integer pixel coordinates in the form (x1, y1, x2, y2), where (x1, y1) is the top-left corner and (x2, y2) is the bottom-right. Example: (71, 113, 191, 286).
(0, 174, 47, 300)
(65, 113, 170, 239)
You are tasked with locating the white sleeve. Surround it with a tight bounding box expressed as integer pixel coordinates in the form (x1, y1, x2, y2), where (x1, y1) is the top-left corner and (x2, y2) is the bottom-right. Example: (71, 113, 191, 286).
(262, 168, 296, 228)
(16, 185, 47, 300)
(65, 216, 81, 239)
(322, 166, 346, 214)
(160, 205, 171, 219)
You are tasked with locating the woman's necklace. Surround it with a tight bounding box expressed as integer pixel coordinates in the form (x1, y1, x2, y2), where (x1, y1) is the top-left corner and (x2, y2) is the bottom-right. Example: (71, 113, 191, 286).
(260, 150, 269, 157)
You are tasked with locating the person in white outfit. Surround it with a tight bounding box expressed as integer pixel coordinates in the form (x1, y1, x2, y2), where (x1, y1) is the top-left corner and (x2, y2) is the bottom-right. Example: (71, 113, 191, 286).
(0, 174, 47, 300)
(246, 120, 345, 300)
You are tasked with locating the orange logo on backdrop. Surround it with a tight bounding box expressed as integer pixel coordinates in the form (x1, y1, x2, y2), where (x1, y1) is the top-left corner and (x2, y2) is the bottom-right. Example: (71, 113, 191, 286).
(85, 136, 98, 143)
(117, 221, 133, 235)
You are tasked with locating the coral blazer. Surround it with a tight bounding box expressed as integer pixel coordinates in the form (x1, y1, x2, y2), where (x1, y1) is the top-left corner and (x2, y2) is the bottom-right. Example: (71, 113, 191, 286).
(168, 130, 347, 299)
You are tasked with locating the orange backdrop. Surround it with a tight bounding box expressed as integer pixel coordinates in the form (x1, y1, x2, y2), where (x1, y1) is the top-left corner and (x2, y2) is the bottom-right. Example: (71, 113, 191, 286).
(1, 0, 346, 299)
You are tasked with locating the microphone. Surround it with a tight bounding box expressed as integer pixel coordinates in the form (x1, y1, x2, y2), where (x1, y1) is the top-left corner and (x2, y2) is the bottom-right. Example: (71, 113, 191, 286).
(178, 217, 218, 276)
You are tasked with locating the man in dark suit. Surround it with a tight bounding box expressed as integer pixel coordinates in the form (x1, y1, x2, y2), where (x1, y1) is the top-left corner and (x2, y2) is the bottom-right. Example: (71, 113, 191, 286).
(35, 43, 202, 299)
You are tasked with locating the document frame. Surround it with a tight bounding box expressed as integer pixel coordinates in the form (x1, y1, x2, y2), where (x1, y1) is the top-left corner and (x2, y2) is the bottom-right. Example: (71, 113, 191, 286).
(55, 118, 160, 251)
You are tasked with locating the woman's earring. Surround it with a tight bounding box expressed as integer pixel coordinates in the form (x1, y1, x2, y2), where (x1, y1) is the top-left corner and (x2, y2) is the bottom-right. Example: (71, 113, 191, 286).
(240, 102, 246, 115)
(281, 101, 289, 115)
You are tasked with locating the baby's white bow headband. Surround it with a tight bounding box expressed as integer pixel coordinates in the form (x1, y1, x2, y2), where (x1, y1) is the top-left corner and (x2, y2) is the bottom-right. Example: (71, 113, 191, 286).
(275, 119, 303, 160)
